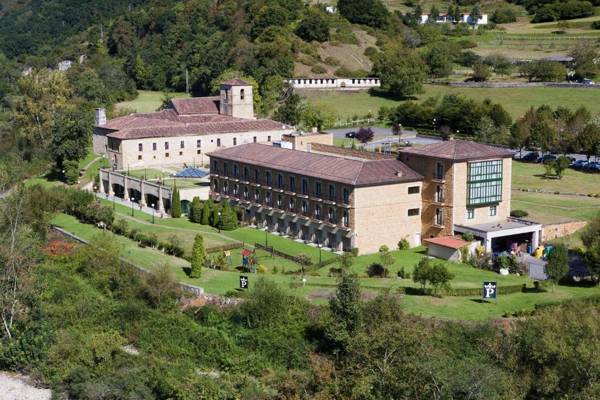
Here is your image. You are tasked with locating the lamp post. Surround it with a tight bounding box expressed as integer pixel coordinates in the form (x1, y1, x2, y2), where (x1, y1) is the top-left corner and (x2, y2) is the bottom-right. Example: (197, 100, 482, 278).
(130, 197, 135, 216)
(218, 211, 222, 233)
(265, 227, 268, 247)
(151, 203, 155, 224)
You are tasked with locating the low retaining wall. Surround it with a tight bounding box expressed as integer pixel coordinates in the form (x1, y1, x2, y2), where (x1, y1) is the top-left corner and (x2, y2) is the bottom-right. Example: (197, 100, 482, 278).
(542, 220, 587, 241)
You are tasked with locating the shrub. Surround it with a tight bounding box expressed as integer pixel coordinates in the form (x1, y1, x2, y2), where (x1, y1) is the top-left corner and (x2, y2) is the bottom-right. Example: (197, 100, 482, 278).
(367, 263, 388, 278)
(592, 21, 600, 29)
(397, 238, 410, 250)
(468, 251, 493, 271)
(311, 64, 327, 74)
(460, 50, 481, 67)
(364, 46, 379, 59)
(483, 54, 513, 75)
(491, 7, 517, 24)
(397, 267, 409, 279)
(471, 63, 491, 82)
(462, 231, 475, 242)
(111, 219, 129, 236)
(63, 159, 80, 185)
(324, 56, 340, 66)
(511, 210, 529, 218)
(456, 39, 477, 49)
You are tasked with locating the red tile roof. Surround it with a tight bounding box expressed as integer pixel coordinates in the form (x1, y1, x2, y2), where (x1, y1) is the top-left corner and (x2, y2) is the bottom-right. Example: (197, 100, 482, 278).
(424, 236, 468, 250)
(208, 143, 422, 187)
(170, 97, 221, 115)
(107, 119, 289, 140)
(400, 140, 513, 162)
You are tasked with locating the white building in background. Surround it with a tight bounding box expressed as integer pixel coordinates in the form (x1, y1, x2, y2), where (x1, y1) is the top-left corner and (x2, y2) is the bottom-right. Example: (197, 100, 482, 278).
(286, 77, 380, 90)
(420, 13, 488, 26)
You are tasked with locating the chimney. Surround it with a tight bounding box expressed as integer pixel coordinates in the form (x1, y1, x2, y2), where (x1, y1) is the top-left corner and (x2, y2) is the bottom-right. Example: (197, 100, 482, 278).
(95, 108, 106, 126)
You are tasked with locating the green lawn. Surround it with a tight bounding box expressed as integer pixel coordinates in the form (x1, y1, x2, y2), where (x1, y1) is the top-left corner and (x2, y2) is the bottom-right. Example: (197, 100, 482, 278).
(512, 192, 600, 224)
(116, 90, 190, 113)
(512, 161, 600, 194)
(52, 211, 600, 320)
(126, 168, 166, 180)
(304, 85, 600, 121)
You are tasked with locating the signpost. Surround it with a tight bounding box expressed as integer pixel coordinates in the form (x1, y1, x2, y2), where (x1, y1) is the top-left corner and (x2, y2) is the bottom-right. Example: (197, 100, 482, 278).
(239, 275, 249, 290)
(483, 281, 497, 301)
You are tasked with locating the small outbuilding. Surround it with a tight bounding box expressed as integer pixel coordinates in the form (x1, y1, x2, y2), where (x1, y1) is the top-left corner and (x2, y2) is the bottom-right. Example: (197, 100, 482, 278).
(424, 236, 469, 262)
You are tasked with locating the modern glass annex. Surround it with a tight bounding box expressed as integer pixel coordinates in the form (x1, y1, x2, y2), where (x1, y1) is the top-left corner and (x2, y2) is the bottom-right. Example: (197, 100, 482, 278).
(467, 160, 503, 206)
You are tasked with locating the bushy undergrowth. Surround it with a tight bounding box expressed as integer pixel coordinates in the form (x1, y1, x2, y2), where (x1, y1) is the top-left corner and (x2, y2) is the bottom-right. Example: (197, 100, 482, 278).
(2, 230, 600, 399)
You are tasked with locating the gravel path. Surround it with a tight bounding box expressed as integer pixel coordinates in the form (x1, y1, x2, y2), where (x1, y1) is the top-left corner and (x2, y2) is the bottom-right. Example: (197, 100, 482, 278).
(0, 372, 51, 400)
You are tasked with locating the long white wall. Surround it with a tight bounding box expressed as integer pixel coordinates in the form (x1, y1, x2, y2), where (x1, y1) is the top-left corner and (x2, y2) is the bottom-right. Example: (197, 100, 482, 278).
(287, 77, 380, 90)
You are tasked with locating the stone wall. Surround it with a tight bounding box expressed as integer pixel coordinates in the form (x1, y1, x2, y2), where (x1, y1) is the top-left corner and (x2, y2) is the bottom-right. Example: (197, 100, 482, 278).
(542, 220, 587, 241)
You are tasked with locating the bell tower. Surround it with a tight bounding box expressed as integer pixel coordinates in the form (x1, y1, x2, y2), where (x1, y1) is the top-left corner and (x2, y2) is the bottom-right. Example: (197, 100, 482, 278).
(220, 79, 255, 120)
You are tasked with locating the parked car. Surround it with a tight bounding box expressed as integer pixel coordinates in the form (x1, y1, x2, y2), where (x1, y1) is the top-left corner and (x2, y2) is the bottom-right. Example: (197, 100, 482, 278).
(572, 160, 589, 169)
(584, 162, 600, 172)
(538, 154, 557, 164)
(345, 131, 356, 138)
(519, 152, 539, 162)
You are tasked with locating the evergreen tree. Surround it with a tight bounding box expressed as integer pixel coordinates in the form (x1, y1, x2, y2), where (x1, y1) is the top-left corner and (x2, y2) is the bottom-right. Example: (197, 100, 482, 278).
(413, 4, 423, 24)
(430, 6, 440, 23)
(470, 5, 481, 27)
(219, 202, 239, 231)
(189, 234, 206, 278)
(201, 201, 211, 225)
(211, 205, 220, 228)
(326, 276, 362, 351)
(171, 186, 181, 218)
(189, 197, 202, 223)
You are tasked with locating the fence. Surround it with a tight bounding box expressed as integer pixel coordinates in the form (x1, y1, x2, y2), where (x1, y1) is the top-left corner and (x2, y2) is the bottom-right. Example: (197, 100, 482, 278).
(206, 242, 244, 254)
(254, 242, 314, 266)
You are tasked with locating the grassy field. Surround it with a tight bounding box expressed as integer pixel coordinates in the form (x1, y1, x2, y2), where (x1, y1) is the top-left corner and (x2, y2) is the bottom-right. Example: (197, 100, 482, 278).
(512, 192, 600, 224)
(304, 85, 600, 121)
(116, 90, 189, 113)
(510, 161, 600, 223)
(512, 161, 600, 194)
(52, 205, 600, 320)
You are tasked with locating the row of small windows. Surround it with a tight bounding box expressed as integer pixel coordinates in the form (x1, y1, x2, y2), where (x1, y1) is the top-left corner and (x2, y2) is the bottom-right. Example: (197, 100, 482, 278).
(466, 206, 497, 219)
(215, 180, 351, 226)
(293, 78, 380, 85)
(213, 161, 351, 203)
(135, 136, 270, 152)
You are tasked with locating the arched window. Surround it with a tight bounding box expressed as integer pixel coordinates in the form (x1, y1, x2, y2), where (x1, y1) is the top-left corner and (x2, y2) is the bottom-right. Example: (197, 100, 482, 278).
(240, 89, 245, 100)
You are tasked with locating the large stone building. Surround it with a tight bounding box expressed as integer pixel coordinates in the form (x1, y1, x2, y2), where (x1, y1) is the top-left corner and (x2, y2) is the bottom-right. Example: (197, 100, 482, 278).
(209, 139, 543, 255)
(208, 143, 423, 254)
(93, 79, 294, 170)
